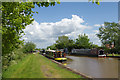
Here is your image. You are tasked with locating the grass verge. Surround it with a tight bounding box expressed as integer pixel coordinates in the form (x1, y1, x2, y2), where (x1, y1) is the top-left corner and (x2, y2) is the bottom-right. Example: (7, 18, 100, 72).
(3, 53, 83, 78)
(107, 54, 120, 56)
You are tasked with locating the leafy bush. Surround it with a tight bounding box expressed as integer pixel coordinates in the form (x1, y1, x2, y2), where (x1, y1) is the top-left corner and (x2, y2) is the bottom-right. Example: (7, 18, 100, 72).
(2, 48, 26, 71)
(23, 42, 36, 53)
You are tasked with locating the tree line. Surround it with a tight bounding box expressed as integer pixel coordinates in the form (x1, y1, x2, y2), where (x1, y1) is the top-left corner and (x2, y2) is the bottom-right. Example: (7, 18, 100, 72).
(47, 34, 99, 52)
(47, 22, 120, 54)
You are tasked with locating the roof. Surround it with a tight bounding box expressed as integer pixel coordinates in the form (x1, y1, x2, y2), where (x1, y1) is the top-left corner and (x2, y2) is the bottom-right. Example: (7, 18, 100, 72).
(46, 50, 56, 52)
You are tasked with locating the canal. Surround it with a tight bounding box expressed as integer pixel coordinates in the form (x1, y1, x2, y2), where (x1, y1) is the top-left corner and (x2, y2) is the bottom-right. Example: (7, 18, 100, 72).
(65, 55, 119, 78)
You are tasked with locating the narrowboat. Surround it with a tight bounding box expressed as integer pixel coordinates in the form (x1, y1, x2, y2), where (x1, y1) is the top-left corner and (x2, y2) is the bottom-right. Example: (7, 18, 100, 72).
(45, 49, 67, 61)
(54, 51, 67, 61)
(71, 49, 98, 57)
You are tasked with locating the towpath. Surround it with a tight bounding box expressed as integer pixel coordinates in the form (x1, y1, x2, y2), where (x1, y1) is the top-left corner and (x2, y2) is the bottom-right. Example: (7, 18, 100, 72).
(3, 53, 82, 78)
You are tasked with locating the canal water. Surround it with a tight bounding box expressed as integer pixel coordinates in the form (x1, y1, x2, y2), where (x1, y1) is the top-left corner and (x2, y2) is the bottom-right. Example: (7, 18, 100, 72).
(65, 55, 119, 78)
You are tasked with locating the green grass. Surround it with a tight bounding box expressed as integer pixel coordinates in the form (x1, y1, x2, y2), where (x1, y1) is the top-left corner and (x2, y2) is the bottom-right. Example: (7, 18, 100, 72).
(3, 53, 83, 78)
(107, 54, 120, 56)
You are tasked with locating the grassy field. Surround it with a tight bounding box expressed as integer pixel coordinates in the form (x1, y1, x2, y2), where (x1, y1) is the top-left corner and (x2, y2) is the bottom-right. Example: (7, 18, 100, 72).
(3, 53, 83, 78)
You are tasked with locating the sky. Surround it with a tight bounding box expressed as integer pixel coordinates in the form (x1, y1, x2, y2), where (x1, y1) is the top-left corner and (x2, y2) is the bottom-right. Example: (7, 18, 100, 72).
(22, 2, 118, 48)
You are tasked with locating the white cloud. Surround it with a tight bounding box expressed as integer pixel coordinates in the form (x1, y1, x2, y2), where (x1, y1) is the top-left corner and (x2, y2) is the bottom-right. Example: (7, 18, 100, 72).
(93, 30, 99, 33)
(87, 33, 101, 46)
(22, 15, 101, 48)
(94, 24, 104, 27)
(94, 24, 101, 27)
(30, 32, 34, 35)
(101, 24, 104, 27)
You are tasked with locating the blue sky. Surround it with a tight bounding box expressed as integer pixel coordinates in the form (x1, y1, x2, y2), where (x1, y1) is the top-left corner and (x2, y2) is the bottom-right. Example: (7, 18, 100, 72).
(23, 2, 118, 48)
(33, 2, 118, 24)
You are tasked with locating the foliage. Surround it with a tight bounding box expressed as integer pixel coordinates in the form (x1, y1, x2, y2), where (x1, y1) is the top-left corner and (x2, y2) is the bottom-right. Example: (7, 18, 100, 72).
(90, 43, 99, 48)
(2, 48, 26, 71)
(89, 0, 100, 5)
(47, 44, 57, 50)
(55, 35, 73, 49)
(67, 39, 75, 52)
(35, 48, 41, 50)
(97, 22, 120, 53)
(2, 2, 60, 55)
(55, 36, 69, 48)
(75, 34, 92, 49)
(48, 34, 98, 52)
(23, 42, 36, 53)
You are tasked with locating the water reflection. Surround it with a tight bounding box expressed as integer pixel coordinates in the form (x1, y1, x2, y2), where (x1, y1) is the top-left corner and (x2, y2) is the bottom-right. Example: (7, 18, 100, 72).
(65, 56, 118, 78)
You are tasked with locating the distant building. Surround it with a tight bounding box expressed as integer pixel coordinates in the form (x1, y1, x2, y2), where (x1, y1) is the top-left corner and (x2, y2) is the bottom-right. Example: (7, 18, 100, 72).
(105, 44, 110, 49)
(105, 43, 114, 49)
(111, 44, 114, 48)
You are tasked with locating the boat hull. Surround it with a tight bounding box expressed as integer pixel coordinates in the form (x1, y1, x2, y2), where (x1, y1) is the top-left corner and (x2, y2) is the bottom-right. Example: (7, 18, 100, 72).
(54, 58, 67, 61)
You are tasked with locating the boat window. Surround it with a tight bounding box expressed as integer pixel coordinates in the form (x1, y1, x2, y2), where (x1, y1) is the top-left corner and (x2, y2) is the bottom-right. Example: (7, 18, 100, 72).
(54, 53, 57, 58)
(62, 52, 64, 57)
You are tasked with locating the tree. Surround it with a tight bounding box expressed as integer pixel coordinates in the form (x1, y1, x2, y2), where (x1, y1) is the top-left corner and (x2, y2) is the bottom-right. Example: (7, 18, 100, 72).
(2, 1, 100, 55)
(67, 39, 75, 52)
(97, 22, 120, 53)
(47, 36, 75, 52)
(75, 34, 92, 49)
(23, 42, 36, 53)
(55, 35, 70, 49)
(47, 44, 57, 50)
(90, 43, 99, 48)
(2, 2, 60, 55)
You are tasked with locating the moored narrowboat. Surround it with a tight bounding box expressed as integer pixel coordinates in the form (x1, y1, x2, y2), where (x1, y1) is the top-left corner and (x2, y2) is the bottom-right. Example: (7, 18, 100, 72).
(45, 49, 67, 61)
(54, 51, 67, 61)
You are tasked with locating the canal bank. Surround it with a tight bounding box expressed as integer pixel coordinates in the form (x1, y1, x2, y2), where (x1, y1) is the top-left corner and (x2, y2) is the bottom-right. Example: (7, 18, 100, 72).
(40, 54, 93, 79)
(3, 53, 83, 78)
(50, 58, 93, 79)
(106, 56, 120, 58)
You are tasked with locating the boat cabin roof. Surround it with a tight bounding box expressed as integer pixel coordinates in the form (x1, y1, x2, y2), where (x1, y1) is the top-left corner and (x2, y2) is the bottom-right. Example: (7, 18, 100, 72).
(46, 50, 56, 52)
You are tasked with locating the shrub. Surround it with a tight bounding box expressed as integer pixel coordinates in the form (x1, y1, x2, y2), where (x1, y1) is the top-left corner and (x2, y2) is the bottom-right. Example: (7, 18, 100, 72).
(23, 42, 36, 53)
